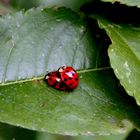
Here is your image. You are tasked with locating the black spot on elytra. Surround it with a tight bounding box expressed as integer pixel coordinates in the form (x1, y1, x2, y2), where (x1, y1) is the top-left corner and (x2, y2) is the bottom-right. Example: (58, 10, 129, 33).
(69, 77, 72, 80)
(53, 81, 59, 88)
(49, 77, 52, 81)
(64, 78, 68, 82)
(69, 82, 74, 87)
(75, 78, 78, 81)
(66, 70, 69, 72)
(69, 83, 73, 86)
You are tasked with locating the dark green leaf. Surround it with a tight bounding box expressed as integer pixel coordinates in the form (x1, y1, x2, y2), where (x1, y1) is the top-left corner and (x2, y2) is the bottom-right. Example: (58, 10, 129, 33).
(93, 15, 140, 105)
(0, 122, 36, 140)
(0, 8, 140, 135)
(0, 7, 97, 84)
(0, 69, 139, 135)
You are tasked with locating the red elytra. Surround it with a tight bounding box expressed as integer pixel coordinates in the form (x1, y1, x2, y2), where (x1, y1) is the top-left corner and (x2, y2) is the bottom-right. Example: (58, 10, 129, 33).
(44, 71, 67, 91)
(58, 66, 79, 90)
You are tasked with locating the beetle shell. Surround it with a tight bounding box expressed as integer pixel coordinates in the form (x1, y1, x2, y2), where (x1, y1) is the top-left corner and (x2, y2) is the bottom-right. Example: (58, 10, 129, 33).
(58, 66, 79, 90)
(44, 71, 67, 90)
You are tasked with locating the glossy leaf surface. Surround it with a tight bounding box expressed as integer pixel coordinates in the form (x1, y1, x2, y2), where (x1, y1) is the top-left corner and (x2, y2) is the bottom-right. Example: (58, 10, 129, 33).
(94, 15, 140, 105)
(0, 8, 140, 135)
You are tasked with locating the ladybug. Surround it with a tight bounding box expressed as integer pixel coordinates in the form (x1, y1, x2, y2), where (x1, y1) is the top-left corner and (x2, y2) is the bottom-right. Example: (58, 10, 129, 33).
(58, 66, 79, 89)
(44, 66, 79, 91)
(44, 71, 67, 91)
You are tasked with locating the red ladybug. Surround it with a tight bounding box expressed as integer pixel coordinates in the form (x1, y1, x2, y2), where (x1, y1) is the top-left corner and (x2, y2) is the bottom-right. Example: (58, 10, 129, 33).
(44, 71, 67, 91)
(44, 66, 79, 91)
(58, 66, 79, 89)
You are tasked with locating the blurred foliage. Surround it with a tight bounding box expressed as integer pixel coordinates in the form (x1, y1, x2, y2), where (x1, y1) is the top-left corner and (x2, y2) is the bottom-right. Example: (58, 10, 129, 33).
(125, 129, 140, 140)
(10, 0, 39, 10)
(0, 1, 14, 15)
(0, 122, 133, 140)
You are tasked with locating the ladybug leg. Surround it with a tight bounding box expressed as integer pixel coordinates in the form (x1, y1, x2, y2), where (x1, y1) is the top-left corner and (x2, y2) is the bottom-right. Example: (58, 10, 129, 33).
(44, 81, 50, 90)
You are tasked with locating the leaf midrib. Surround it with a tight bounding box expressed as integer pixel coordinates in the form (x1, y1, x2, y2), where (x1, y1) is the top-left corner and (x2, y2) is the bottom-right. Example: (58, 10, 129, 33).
(0, 67, 111, 86)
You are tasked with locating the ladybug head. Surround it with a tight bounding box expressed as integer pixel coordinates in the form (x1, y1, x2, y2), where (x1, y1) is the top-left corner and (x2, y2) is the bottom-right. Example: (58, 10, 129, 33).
(58, 66, 66, 73)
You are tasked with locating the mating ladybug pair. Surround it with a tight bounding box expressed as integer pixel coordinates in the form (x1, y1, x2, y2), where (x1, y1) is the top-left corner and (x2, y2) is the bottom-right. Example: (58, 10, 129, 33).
(44, 66, 79, 91)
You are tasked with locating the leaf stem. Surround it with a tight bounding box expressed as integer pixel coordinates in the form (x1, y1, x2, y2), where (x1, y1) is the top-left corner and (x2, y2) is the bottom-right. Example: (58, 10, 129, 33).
(0, 67, 111, 86)
(77, 66, 111, 73)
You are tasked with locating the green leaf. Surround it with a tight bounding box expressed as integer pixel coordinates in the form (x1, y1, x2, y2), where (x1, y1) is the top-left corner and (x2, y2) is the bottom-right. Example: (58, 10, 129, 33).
(38, 0, 93, 11)
(0, 7, 97, 84)
(0, 7, 140, 135)
(0, 69, 140, 135)
(101, 0, 140, 8)
(93, 15, 140, 105)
